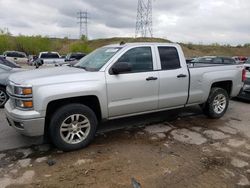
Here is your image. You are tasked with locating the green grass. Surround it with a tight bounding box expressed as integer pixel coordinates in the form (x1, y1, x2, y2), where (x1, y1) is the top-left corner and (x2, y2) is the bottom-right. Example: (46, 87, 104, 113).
(0, 32, 249, 57)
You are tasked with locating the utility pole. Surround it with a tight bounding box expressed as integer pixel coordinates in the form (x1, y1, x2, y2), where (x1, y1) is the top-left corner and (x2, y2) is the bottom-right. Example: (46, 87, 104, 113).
(135, 0, 153, 38)
(77, 10, 88, 39)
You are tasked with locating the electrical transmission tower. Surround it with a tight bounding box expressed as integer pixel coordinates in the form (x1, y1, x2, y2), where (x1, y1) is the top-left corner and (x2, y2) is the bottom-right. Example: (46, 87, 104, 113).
(77, 10, 88, 39)
(135, 0, 153, 38)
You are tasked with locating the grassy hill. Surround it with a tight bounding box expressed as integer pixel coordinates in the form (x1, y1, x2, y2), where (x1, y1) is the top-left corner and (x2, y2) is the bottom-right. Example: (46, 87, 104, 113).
(0, 34, 249, 57)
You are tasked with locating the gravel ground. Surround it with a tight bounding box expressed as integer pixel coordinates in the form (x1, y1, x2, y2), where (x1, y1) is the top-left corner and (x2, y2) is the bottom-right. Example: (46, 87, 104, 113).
(0, 100, 250, 188)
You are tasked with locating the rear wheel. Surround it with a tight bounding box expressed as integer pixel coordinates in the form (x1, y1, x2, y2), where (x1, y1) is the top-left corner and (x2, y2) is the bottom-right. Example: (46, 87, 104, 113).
(201, 87, 229, 119)
(0, 87, 8, 108)
(49, 104, 98, 151)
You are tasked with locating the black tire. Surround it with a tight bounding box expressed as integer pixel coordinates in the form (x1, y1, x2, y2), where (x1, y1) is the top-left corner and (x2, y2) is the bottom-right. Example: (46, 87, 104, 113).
(49, 104, 98, 151)
(201, 87, 229, 119)
(0, 87, 8, 108)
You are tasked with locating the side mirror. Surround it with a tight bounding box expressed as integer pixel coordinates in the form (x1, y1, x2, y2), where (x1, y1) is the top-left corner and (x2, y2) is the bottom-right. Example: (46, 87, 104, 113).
(112, 62, 131, 74)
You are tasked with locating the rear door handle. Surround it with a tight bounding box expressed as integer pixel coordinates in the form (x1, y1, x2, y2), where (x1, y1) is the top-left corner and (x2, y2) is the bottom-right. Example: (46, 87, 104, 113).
(146, 77, 158, 81)
(177, 74, 187, 78)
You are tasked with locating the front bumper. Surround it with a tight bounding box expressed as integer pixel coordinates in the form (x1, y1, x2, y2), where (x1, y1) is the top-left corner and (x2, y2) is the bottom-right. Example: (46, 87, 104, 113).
(4, 101, 45, 137)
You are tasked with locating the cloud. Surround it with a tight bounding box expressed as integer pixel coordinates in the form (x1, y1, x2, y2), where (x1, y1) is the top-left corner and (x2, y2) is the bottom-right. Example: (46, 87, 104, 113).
(0, 0, 249, 44)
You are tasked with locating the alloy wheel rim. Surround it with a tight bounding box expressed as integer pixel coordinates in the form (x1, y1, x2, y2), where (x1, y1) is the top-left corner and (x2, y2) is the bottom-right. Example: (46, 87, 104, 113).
(212, 94, 226, 114)
(60, 114, 91, 144)
(0, 90, 7, 106)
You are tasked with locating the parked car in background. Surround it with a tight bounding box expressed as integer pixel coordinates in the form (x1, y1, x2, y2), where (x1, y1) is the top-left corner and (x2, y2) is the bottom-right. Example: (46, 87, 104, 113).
(37, 52, 65, 65)
(191, 56, 236, 65)
(237, 58, 250, 100)
(185, 57, 196, 64)
(0, 57, 22, 107)
(5, 43, 244, 151)
(232, 56, 248, 64)
(27, 55, 38, 66)
(65, 52, 86, 65)
(3, 51, 28, 64)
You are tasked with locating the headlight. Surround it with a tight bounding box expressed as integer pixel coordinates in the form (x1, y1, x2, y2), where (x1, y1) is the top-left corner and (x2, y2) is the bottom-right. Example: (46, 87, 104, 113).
(14, 86, 32, 96)
(15, 99, 33, 109)
(11, 85, 33, 109)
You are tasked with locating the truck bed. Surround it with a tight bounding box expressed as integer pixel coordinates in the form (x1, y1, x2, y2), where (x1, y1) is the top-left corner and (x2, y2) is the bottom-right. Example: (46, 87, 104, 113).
(187, 62, 236, 68)
(186, 62, 243, 105)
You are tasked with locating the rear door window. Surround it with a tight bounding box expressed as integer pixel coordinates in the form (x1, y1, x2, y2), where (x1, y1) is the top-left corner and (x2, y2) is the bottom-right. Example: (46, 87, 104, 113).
(158, 47, 181, 70)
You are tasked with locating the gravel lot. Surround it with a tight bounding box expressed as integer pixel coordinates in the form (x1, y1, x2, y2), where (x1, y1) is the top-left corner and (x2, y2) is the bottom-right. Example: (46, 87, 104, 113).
(0, 100, 250, 188)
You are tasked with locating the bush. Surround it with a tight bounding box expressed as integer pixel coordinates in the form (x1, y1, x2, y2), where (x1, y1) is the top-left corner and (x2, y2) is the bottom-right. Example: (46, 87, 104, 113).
(69, 41, 92, 53)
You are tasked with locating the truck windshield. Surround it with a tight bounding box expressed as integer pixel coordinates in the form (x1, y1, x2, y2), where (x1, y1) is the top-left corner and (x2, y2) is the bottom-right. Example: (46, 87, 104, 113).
(74, 47, 121, 71)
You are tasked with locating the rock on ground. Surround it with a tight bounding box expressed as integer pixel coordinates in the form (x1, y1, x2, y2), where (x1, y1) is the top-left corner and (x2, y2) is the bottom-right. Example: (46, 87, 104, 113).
(211, 143, 231, 153)
(227, 139, 246, 148)
(238, 175, 250, 186)
(237, 152, 250, 158)
(231, 158, 249, 168)
(35, 157, 48, 163)
(144, 124, 172, 134)
(203, 130, 230, 140)
(16, 149, 33, 158)
(171, 129, 207, 145)
(74, 159, 93, 166)
(0, 170, 35, 188)
(156, 133, 166, 139)
(18, 158, 31, 168)
(217, 125, 238, 135)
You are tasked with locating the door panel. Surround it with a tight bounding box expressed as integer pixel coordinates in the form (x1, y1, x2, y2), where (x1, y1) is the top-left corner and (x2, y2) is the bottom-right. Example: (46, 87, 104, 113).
(158, 69, 189, 108)
(106, 46, 159, 118)
(106, 72, 159, 117)
(156, 46, 189, 108)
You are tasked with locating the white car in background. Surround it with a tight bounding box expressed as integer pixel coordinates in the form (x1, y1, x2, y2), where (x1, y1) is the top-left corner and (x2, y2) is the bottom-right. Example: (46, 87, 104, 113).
(3, 51, 28, 64)
(37, 52, 65, 66)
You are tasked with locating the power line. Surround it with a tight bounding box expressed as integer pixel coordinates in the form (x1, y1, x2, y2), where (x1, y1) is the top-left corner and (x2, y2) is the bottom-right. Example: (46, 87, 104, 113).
(77, 10, 88, 39)
(135, 0, 153, 38)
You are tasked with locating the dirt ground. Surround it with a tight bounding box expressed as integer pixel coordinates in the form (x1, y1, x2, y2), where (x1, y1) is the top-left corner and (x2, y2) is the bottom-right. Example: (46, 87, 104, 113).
(0, 100, 250, 188)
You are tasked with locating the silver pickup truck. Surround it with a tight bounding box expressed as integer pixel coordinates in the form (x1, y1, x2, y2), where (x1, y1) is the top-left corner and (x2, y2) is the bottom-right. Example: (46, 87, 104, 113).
(4, 43, 244, 151)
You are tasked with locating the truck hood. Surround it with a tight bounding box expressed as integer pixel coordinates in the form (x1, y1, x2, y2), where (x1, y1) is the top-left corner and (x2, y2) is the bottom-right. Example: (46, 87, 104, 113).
(8, 66, 103, 86)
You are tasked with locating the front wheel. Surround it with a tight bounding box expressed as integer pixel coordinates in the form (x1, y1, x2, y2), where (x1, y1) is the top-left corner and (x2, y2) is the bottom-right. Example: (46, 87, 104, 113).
(0, 87, 8, 108)
(49, 104, 98, 151)
(201, 87, 229, 119)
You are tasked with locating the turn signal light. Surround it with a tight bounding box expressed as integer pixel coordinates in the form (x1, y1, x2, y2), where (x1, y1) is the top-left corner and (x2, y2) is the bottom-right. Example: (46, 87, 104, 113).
(23, 101, 33, 108)
(22, 88, 32, 95)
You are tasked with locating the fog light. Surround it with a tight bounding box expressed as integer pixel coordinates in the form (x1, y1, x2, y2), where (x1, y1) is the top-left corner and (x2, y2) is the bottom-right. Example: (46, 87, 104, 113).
(16, 100, 33, 109)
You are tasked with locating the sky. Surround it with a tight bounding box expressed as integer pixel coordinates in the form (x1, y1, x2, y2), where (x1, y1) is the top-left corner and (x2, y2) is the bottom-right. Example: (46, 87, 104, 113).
(0, 0, 250, 45)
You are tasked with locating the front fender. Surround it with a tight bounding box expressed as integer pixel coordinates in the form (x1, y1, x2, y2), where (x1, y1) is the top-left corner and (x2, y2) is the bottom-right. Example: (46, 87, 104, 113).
(33, 81, 108, 119)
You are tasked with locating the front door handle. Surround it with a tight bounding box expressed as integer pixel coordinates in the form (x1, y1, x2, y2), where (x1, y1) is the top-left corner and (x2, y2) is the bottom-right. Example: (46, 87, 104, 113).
(177, 74, 187, 78)
(146, 77, 158, 81)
